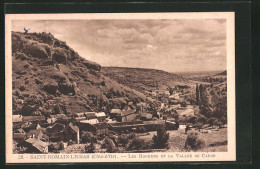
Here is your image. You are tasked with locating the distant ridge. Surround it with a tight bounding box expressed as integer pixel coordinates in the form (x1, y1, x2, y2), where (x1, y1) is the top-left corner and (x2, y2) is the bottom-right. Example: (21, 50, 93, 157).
(216, 70, 227, 76)
(102, 66, 185, 92)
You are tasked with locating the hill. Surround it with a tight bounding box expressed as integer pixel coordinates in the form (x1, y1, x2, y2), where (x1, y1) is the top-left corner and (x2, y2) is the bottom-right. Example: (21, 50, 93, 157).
(102, 67, 186, 92)
(216, 70, 227, 76)
(12, 32, 146, 116)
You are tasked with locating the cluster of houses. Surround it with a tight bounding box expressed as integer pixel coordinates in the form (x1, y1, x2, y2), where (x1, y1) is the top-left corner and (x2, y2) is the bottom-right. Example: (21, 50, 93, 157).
(12, 94, 196, 154)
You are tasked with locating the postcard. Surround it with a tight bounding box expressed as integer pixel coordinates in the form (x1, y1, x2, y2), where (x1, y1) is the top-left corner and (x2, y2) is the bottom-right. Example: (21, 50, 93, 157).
(5, 12, 235, 163)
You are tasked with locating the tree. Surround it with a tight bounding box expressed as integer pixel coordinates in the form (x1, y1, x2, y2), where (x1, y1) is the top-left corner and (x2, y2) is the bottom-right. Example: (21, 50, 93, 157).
(85, 142, 95, 153)
(207, 117, 219, 127)
(187, 116, 197, 125)
(81, 132, 96, 143)
(198, 84, 212, 117)
(103, 137, 117, 153)
(185, 131, 206, 151)
(169, 88, 174, 95)
(152, 125, 169, 149)
(126, 138, 146, 151)
(196, 84, 200, 105)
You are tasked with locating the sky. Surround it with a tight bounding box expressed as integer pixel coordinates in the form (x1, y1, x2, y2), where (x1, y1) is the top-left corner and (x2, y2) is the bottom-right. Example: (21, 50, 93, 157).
(12, 19, 226, 73)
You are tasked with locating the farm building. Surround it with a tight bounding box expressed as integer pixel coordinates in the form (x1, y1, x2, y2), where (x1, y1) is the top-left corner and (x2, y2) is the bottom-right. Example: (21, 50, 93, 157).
(13, 128, 26, 144)
(22, 116, 45, 123)
(21, 123, 41, 132)
(13, 133, 26, 144)
(74, 112, 96, 120)
(46, 117, 56, 124)
(76, 122, 95, 134)
(117, 109, 136, 122)
(46, 123, 66, 142)
(76, 122, 109, 136)
(110, 109, 122, 118)
(169, 99, 179, 105)
(80, 119, 99, 125)
(26, 129, 43, 140)
(46, 123, 66, 133)
(23, 138, 49, 153)
(108, 121, 145, 133)
(140, 112, 153, 121)
(84, 112, 97, 120)
(13, 115, 23, 123)
(143, 120, 166, 131)
(93, 123, 109, 136)
(46, 132, 64, 142)
(67, 123, 80, 144)
(95, 112, 106, 122)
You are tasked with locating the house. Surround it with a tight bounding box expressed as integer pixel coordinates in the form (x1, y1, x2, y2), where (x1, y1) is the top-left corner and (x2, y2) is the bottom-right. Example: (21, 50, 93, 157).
(169, 99, 179, 105)
(110, 109, 122, 118)
(95, 112, 106, 122)
(117, 109, 136, 122)
(22, 116, 45, 123)
(178, 124, 186, 134)
(67, 123, 80, 144)
(75, 116, 87, 121)
(26, 129, 43, 140)
(80, 119, 99, 125)
(76, 122, 96, 134)
(23, 138, 49, 153)
(46, 123, 66, 141)
(46, 123, 66, 133)
(13, 133, 26, 144)
(74, 112, 97, 120)
(50, 114, 67, 119)
(46, 132, 64, 142)
(13, 115, 23, 123)
(140, 112, 153, 121)
(13, 128, 26, 144)
(54, 119, 71, 126)
(93, 123, 109, 136)
(84, 112, 97, 120)
(108, 121, 145, 132)
(13, 124, 21, 130)
(165, 120, 178, 130)
(21, 123, 41, 132)
(46, 117, 57, 124)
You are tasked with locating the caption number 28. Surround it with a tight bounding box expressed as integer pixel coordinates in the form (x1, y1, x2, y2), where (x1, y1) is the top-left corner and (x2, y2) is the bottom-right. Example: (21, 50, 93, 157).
(18, 155, 24, 159)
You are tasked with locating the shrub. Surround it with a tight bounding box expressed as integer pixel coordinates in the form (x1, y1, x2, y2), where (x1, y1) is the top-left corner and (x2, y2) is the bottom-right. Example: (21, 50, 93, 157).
(136, 126, 146, 133)
(118, 134, 129, 146)
(187, 116, 197, 125)
(197, 115, 207, 124)
(118, 133, 135, 146)
(207, 117, 219, 126)
(126, 138, 146, 151)
(81, 132, 96, 143)
(102, 137, 117, 153)
(85, 142, 95, 153)
(185, 131, 206, 151)
(128, 132, 136, 139)
(48, 143, 61, 153)
(152, 125, 169, 149)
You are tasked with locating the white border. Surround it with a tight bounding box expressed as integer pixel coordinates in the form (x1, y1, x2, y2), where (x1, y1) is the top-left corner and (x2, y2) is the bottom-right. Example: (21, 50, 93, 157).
(5, 12, 235, 163)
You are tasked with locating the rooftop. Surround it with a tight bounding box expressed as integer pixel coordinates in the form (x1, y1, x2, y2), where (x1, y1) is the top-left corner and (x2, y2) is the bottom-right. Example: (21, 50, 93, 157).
(110, 109, 121, 114)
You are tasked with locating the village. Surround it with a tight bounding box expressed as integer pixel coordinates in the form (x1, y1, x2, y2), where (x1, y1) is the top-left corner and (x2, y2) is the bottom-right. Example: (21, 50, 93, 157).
(12, 83, 227, 154)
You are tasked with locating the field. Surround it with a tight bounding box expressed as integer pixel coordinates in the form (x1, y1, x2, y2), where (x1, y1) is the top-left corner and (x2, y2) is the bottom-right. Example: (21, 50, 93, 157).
(137, 128, 227, 152)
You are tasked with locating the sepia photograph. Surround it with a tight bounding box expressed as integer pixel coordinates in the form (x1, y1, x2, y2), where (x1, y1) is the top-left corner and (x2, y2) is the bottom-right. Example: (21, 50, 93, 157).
(5, 12, 235, 163)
